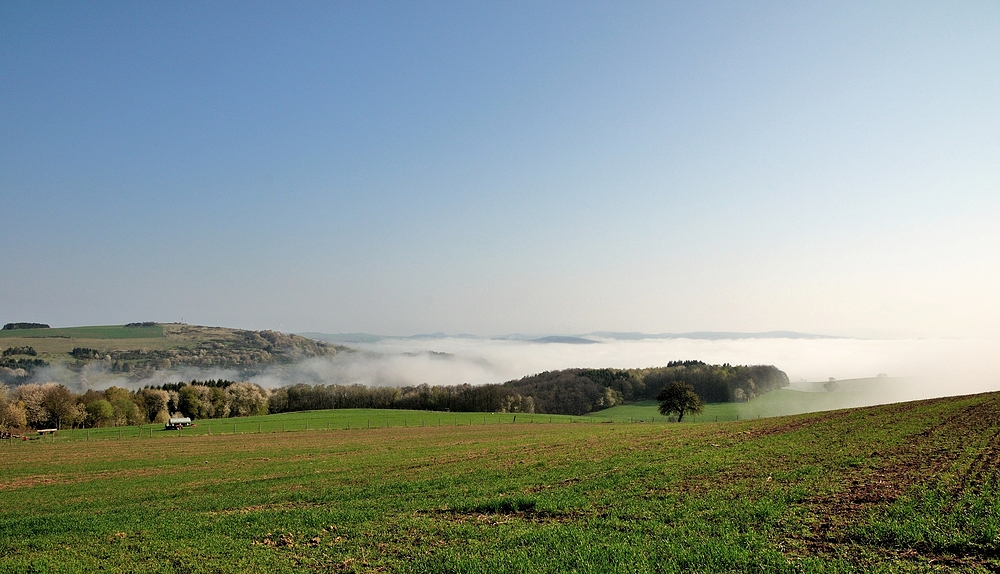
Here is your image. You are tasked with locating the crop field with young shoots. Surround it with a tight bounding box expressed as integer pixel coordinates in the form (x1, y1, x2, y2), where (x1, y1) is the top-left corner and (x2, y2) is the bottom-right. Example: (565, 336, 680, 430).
(28, 409, 591, 443)
(2, 393, 999, 573)
(586, 386, 910, 424)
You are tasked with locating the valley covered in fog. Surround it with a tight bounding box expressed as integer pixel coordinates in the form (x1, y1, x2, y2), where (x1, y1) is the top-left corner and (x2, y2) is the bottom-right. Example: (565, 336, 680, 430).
(320, 333, 1000, 399)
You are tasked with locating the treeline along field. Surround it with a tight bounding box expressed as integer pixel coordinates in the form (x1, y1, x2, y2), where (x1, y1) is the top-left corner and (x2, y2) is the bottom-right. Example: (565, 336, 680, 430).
(1, 392, 998, 572)
(501, 362, 789, 415)
(0, 378, 624, 433)
(266, 362, 789, 417)
(0, 359, 790, 432)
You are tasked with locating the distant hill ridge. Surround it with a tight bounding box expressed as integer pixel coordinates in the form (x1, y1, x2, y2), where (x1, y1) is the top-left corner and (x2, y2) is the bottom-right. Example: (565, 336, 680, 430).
(300, 330, 838, 344)
(0, 323, 348, 384)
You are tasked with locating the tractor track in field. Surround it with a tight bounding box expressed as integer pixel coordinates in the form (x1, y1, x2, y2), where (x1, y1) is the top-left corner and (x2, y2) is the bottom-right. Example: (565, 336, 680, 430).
(0, 465, 184, 491)
(794, 393, 1000, 562)
(952, 424, 1000, 496)
(737, 409, 855, 440)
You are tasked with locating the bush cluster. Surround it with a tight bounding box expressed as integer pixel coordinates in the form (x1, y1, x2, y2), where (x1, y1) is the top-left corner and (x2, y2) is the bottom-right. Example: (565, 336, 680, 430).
(0, 357, 48, 372)
(2, 347, 36, 357)
(1, 323, 49, 330)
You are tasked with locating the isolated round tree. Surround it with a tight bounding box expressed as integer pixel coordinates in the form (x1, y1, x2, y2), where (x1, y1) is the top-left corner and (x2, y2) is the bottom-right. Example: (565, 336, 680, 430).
(657, 381, 703, 422)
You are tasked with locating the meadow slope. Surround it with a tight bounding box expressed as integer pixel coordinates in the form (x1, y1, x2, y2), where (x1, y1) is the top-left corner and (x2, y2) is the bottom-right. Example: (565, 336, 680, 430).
(1, 393, 999, 573)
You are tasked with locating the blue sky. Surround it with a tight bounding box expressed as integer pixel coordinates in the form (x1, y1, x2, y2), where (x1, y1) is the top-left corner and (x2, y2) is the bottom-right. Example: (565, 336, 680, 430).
(2, 2, 998, 337)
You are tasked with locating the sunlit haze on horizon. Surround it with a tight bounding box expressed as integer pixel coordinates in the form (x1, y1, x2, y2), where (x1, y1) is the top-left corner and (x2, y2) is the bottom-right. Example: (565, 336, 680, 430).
(2, 3, 999, 341)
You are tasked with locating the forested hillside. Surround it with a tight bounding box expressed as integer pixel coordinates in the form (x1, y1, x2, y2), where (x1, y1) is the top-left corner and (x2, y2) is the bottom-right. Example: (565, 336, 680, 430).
(267, 361, 789, 418)
(634, 361, 790, 402)
(69, 329, 338, 378)
(0, 324, 346, 384)
(502, 361, 789, 415)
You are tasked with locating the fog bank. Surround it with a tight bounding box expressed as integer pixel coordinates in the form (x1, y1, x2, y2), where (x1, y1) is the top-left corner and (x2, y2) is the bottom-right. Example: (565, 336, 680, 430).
(26, 336, 1000, 408)
(351, 335, 1000, 388)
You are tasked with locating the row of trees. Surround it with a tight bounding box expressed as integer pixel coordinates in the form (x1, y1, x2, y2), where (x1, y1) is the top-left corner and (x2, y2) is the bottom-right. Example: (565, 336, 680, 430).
(0, 379, 539, 431)
(0, 357, 48, 372)
(2, 346, 36, 357)
(0, 361, 788, 431)
(265, 361, 786, 418)
(268, 383, 535, 415)
(1, 323, 49, 330)
(148, 380, 270, 419)
(0, 380, 270, 431)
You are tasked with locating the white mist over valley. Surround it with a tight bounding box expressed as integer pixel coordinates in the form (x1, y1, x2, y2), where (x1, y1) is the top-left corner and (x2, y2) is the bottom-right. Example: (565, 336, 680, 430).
(329, 334, 1000, 394)
(23, 330, 998, 415)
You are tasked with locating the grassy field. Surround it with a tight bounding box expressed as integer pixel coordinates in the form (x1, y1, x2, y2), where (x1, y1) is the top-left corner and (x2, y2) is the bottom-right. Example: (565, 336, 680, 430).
(0, 325, 164, 340)
(0, 325, 171, 359)
(2, 393, 999, 572)
(27, 388, 884, 445)
(585, 400, 739, 422)
(32, 409, 595, 443)
(587, 384, 913, 423)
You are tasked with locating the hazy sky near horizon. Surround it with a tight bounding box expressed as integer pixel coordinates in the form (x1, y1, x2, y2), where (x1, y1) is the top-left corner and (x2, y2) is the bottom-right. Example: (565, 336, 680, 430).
(2, 2, 999, 338)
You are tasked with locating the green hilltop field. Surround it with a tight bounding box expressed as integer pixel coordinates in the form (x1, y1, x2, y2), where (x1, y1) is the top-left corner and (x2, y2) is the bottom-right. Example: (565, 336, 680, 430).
(1, 392, 999, 572)
(0, 324, 165, 340)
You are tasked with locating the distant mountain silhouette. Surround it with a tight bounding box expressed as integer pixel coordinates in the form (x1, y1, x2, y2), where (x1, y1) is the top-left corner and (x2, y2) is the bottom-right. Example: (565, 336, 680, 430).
(588, 331, 838, 340)
(529, 336, 599, 345)
(300, 330, 838, 344)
